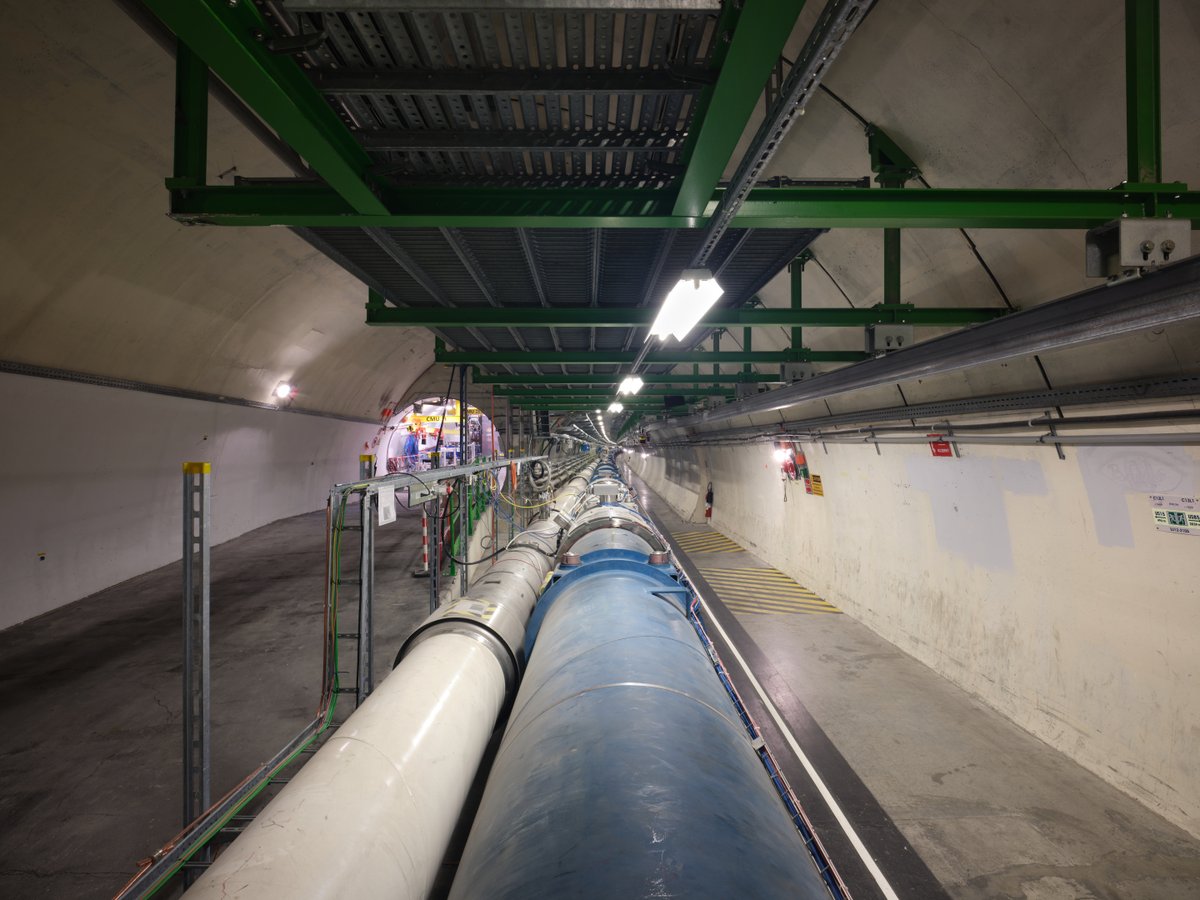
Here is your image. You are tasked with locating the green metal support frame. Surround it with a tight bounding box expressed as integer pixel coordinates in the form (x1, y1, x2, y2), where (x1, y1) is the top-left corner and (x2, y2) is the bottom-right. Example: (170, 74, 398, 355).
(169, 42, 207, 189)
(1126, 0, 1162, 185)
(670, 0, 808, 217)
(517, 401, 691, 411)
(496, 387, 733, 398)
(145, 0, 387, 215)
(168, 182, 1198, 228)
(868, 124, 922, 305)
(372, 304, 1007, 328)
(436, 348, 869, 366)
(149, 0, 1190, 235)
(474, 372, 782, 385)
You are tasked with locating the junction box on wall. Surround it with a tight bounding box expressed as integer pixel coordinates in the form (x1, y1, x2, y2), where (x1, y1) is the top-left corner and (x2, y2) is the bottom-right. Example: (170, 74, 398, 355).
(1085, 217, 1191, 278)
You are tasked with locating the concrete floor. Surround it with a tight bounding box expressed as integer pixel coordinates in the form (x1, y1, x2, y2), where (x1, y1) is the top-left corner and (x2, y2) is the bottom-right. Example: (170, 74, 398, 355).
(638, 478, 1200, 900)
(5, 485, 1200, 899)
(0, 501, 433, 899)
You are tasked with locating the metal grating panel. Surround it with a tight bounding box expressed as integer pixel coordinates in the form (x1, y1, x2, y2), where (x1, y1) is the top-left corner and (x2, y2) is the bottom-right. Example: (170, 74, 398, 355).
(259, 2, 720, 190)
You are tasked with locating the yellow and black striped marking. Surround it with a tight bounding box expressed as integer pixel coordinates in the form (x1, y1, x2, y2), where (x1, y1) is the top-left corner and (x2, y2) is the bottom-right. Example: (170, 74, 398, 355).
(697, 567, 841, 616)
(671, 530, 744, 555)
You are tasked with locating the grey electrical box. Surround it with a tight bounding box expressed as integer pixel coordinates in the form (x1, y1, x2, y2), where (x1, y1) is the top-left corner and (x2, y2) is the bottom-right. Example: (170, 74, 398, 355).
(1085, 218, 1191, 277)
(734, 382, 764, 400)
(781, 362, 816, 382)
(867, 323, 914, 354)
(409, 483, 436, 505)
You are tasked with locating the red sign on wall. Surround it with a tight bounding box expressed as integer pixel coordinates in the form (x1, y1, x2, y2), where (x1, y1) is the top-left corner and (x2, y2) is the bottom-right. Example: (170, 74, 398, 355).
(928, 434, 953, 457)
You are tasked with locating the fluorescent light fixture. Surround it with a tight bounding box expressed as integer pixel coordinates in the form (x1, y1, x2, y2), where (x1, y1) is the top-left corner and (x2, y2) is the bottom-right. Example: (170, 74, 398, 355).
(608, 401, 624, 413)
(274, 382, 294, 400)
(617, 375, 645, 396)
(648, 268, 723, 343)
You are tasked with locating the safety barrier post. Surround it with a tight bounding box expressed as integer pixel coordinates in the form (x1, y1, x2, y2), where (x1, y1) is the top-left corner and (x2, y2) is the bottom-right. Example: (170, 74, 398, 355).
(181, 461, 212, 884)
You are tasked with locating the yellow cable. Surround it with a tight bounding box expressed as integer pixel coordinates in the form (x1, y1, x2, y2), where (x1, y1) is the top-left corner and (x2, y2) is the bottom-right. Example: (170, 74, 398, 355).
(497, 492, 557, 510)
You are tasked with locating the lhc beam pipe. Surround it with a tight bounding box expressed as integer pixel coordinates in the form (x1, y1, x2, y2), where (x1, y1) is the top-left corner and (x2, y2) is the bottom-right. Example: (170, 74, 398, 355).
(448, 557, 831, 899)
(184, 461, 596, 900)
(560, 506, 665, 558)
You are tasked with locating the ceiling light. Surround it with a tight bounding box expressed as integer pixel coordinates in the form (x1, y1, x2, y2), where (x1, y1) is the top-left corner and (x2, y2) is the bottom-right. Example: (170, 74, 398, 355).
(608, 401, 624, 413)
(274, 382, 294, 400)
(773, 447, 789, 463)
(648, 268, 723, 343)
(595, 408, 602, 414)
(618, 375, 645, 396)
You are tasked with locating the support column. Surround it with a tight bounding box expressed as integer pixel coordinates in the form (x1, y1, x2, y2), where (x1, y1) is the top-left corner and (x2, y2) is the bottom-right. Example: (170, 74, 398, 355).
(743, 326, 753, 376)
(181, 461, 212, 876)
(357, 491, 375, 703)
(789, 250, 812, 352)
(1125, 0, 1162, 185)
(712, 330, 722, 389)
(883, 228, 901, 305)
(459, 366, 469, 594)
(172, 43, 208, 188)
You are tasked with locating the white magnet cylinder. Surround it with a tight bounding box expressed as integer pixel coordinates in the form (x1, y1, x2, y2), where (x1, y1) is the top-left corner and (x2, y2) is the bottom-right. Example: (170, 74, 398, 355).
(183, 632, 507, 900)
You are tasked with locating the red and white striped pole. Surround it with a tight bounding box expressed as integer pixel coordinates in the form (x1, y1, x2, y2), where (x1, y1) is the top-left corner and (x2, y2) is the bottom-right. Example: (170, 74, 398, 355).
(420, 510, 430, 573)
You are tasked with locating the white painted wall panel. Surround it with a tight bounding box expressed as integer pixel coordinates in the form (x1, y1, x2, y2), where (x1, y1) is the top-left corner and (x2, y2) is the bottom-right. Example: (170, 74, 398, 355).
(0, 373, 378, 630)
(630, 441, 1200, 838)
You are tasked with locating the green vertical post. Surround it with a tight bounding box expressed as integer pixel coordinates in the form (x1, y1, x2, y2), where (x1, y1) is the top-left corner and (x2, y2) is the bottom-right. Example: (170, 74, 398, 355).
(883, 228, 901, 305)
(868, 125, 918, 306)
(1125, 0, 1162, 184)
(789, 251, 811, 351)
(172, 42, 208, 187)
(712, 330, 722, 388)
(743, 327, 752, 375)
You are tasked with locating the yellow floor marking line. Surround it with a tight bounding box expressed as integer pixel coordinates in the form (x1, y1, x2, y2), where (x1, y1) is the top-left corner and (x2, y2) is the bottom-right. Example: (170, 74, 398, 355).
(695, 566, 841, 615)
(671, 530, 744, 554)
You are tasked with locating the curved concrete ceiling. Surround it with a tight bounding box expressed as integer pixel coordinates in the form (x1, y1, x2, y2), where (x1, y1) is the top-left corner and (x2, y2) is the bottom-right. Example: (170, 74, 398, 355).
(1, 0, 1197, 424)
(0, 0, 433, 421)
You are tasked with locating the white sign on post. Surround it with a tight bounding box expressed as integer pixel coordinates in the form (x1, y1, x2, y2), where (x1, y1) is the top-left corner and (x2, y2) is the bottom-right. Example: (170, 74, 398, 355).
(1149, 493, 1200, 537)
(378, 485, 397, 526)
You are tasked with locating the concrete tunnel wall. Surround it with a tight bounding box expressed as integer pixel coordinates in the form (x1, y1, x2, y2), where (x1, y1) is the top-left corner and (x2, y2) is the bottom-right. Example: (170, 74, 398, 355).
(0, 373, 379, 630)
(628, 442, 1200, 840)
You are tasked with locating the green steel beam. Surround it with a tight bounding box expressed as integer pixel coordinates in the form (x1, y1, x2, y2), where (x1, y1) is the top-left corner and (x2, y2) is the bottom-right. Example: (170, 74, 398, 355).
(373, 304, 1007, 328)
(145, 0, 387, 215)
(168, 182, 1199, 229)
(169, 43, 208, 189)
(671, 0, 808, 217)
(474, 372, 780, 385)
(437, 349, 869, 365)
(518, 402, 685, 411)
(728, 187, 1199, 228)
(495, 387, 732, 397)
(1126, 0, 1162, 184)
(869, 125, 920, 306)
(789, 251, 812, 350)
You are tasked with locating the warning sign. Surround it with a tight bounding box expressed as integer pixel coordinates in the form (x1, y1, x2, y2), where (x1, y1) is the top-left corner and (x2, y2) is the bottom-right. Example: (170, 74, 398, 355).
(1150, 494, 1200, 536)
(928, 434, 953, 457)
(810, 474, 824, 497)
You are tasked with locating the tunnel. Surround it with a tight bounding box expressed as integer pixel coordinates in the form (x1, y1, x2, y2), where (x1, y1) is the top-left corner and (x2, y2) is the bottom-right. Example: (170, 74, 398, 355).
(1, 1, 1199, 899)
